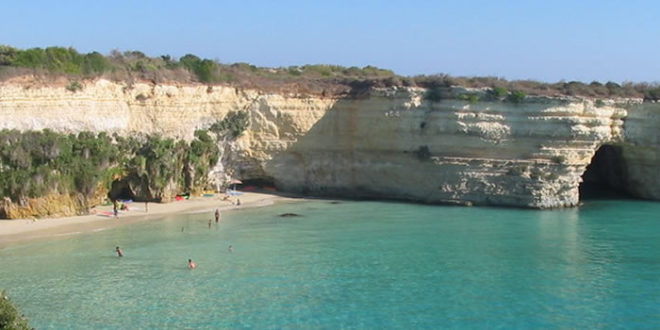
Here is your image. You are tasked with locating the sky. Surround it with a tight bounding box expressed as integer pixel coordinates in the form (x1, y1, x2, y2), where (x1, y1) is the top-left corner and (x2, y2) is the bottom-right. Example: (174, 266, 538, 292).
(1, 0, 659, 83)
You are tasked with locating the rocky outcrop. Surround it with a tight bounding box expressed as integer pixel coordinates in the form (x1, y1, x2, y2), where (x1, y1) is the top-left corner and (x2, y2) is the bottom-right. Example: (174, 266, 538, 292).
(1, 78, 659, 210)
(0, 194, 89, 219)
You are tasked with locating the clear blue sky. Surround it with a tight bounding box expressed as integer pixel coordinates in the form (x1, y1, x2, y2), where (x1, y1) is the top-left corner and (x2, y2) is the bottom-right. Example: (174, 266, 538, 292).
(2, 0, 659, 83)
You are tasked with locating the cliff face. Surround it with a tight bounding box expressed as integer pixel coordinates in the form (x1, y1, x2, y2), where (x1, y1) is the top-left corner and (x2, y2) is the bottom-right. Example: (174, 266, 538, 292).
(1, 78, 659, 210)
(257, 89, 630, 208)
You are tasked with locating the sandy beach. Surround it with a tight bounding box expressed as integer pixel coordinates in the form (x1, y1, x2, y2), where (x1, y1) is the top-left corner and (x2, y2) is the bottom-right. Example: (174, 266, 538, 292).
(0, 192, 297, 248)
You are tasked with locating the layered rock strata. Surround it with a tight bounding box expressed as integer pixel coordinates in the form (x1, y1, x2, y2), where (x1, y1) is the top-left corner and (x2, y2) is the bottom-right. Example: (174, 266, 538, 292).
(1, 78, 659, 211)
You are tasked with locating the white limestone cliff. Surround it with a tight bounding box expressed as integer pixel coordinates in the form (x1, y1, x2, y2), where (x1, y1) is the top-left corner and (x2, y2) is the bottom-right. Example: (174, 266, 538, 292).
(1, 78, 658, 209)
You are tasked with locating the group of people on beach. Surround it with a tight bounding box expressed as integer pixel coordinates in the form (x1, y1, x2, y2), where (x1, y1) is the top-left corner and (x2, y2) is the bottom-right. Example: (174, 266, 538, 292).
(111, 200, 150, 218)
(115, 207, 231, 269)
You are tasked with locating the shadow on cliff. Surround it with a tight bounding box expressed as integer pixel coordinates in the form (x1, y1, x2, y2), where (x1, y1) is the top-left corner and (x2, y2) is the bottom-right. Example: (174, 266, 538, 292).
(260, 85, 466, 203)
(254, 87, 647, 206)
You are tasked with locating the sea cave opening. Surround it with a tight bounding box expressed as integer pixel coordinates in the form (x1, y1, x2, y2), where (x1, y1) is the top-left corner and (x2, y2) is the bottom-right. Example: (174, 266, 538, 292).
(579, 144, 633, 200)
(108, 180, 136, 201)
(238, 177, 277, 192)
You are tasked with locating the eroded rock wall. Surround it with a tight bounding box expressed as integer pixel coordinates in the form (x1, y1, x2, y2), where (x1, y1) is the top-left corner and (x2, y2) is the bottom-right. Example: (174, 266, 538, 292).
(258, 89, 629, 208)
(1, 78, 658, 211)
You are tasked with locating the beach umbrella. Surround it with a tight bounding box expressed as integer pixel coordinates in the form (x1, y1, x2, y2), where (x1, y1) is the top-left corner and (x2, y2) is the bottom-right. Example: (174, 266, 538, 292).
(229, 179, 242, 192)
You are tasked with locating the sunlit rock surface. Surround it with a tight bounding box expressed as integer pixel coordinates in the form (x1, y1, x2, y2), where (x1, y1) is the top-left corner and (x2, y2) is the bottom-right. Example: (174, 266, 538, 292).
(2, 78, 658, 209)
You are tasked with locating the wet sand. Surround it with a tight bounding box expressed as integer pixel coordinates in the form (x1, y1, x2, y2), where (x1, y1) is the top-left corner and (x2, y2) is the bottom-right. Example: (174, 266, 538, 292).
(0, 192, 298, 248)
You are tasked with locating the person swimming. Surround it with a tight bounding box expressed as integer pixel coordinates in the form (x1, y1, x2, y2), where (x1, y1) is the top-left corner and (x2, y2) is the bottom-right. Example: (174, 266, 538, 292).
(115, 246, 123, 257)
(188, 259, 197, 269)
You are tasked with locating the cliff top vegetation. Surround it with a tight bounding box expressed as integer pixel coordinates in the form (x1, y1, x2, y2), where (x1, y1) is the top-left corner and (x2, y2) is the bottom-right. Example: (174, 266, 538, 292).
(1, 45, 659, 101)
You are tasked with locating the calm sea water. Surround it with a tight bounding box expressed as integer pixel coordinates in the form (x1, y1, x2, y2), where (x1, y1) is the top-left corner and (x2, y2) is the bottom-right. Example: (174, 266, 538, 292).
(1, 199, 660, 329)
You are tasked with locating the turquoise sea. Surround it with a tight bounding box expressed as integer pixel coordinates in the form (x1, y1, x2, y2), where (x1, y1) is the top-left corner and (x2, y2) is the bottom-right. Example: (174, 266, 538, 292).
(1, 198, 660, 328)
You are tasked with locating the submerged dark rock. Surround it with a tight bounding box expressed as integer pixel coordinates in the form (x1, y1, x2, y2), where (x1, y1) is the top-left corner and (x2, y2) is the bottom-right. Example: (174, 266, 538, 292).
(279, 213, 302, 217)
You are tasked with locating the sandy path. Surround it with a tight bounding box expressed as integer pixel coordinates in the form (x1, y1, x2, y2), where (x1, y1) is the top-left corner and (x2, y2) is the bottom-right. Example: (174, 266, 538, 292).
(0, 192, 298, 248)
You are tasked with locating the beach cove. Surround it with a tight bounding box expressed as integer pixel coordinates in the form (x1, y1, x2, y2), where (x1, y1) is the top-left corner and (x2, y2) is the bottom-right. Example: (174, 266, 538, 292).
(2, 197, 660, 328)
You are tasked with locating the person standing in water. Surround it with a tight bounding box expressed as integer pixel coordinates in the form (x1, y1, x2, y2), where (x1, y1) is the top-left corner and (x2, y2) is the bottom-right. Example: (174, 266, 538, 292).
(208, 219, 212, 229)
(115, 246, 123, 257)
(215, 208, 221, 223)
(188, 259, 196, 269)
(228, 245, 233, 253)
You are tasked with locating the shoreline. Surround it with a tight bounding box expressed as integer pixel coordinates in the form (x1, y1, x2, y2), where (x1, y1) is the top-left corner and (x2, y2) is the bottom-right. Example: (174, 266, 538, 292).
(0, 191, 299, 249)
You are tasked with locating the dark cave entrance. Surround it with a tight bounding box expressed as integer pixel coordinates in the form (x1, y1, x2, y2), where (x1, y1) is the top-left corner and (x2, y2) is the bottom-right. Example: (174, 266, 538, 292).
(579, 144, 633, 200)
(108, 180, 136, 201)
(240, 177, 276, 189)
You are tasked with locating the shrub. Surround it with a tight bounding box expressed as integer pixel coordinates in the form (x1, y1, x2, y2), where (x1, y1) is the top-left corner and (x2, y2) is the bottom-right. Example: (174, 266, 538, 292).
(491, 86, 508, 99)
(507, 90, 526, 104)
(459, 93, 479, 104)
(0, 290, 31, 330)
(187, 130, 220, 190)
(595, 99, 605, 107)
(209, 111, 250, 138)
(81, 51, 110, 75)
(0, 45, 18, 65)
(644, 87, 660, 102)
(66, 81, 83, 92)
(287, 66, 302, 76)
(179, 54, 219, 83)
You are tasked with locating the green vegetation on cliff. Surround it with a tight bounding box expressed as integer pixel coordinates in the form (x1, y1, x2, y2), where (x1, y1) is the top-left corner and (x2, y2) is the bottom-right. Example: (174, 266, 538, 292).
(0, 290, 31, 330)
(3, 45, 659, 100)
(209, 111, 249, 138)
(0, 129, 118, 204)
(0, 127, 224, 218)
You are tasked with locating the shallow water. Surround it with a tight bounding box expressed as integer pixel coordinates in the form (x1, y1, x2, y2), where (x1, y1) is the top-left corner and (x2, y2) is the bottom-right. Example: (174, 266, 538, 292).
(1, 199, 660, 328)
